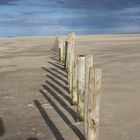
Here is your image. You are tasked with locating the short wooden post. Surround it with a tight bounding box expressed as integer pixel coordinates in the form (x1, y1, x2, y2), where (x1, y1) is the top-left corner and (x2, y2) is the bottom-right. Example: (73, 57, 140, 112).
(68, 33, 75, 94)
(72, 57, 78, 105)
(63, 40, 66, 62)
(70, 49, 75, 94)
(68, 42, 73, 94)
(64, 41, 68, 71)
(67, 38, 71, 85)
(67, 34, 71, 68)
(77, 55, 86, 121)
(87, 68, 102, 140)
(59, 48, 61, 60)
(60, 37, 64, 62)
(57, 36, 61, 60)
(84, 55, 94, 138)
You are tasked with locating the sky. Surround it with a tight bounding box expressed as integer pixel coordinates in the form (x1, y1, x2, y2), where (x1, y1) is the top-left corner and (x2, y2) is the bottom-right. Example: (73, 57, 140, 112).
(0, 0, 140, 37)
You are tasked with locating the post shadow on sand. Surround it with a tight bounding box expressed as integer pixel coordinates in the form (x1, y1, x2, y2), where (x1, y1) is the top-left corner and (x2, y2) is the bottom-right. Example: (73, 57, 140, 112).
(50, 68, 67, 78)
(41, 84, 77, 121)
(46, 75, 68, 92)
(50, 51, 59, 57)
(42, 67, 68, 85)
(0, 118, 5, 137)
(34, 100, 65, 140)
(27, 138, 39, 140)
(49, 56, 60, 62)
(48, 62, 64, 71)
(39, 90, 85, 140)
(49, 49, 59, 61)
(44, 80, 71, 104)
(38, 49, 84, 139)
(53, 62, 65, 70)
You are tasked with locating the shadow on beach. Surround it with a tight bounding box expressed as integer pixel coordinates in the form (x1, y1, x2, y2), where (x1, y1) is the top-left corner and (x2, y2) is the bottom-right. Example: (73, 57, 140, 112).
(0, 118, 5, 137)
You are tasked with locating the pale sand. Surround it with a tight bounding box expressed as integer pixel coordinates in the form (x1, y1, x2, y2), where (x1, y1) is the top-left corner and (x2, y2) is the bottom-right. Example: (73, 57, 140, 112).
(0, 34, 140, 140)
(0, 36, 83, 140)
(75, 34, 140, 140)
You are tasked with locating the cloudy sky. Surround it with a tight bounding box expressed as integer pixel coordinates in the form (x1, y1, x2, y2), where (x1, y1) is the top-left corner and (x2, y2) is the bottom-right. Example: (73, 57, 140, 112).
(0, 0, 140, 37)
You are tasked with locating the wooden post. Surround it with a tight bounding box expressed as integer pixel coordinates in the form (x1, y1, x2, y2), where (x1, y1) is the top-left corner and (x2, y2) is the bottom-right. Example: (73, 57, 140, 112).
(68, 41, 73, 94)
(68, 33, 75, 94)
(59, 48, 61, 60)
(64, 41, 68, 71)
(67, 37, 71, 85)
(62, 38, 66, 62)
(60, 37, 64, 62)
(87, 68, 102, 140)
(84, 55, 94, 138)
(67, 33, 72, 70)
(77, 55, 85, 121)
(57, 36, 61, 60)
(69, 37, 75, 94)
(63, 40, 66, 62)
(72, 57, 78, 105)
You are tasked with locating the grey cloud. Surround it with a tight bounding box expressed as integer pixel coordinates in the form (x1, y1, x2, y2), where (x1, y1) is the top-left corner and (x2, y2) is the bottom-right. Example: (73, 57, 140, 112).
(50, 15, 140, 29)
(56, 0, 65, 5)
(23, 0, 140, 11)
(0, 0, 19, 5)
(65, 0, 140, 9)
(53, 0, 140, 10)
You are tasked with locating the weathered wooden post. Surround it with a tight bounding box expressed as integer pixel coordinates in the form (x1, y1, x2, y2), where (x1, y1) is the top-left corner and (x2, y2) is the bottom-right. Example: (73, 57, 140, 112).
(84, 55, 94, 138)
(87, 68, 102, 140)
(77, 55, 86, 121)
(63, 38, 66, 62)
(72, 57, 78, 105)
(68, 33, 75, 94)
(57, 36, 61, 60)
(67, 36, 71, 86)
(64, 41, 68, 71)
(60, 37, 64, 62)
(70, 33, 75, 94)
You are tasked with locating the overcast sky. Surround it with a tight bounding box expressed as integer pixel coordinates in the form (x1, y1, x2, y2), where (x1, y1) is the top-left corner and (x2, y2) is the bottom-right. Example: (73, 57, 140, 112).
(0, 0, 140, 37)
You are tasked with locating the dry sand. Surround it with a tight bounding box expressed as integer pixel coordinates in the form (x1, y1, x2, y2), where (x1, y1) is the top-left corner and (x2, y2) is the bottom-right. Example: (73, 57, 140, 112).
(0, 36, 83, 140)
(76, 34, 140, 140)
(0, 34, 140, 140)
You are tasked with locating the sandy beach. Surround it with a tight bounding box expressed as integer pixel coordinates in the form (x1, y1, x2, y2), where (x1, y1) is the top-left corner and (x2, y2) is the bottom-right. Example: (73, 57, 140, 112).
(0, 34, 140, 140)
(76, 34, 140, 140)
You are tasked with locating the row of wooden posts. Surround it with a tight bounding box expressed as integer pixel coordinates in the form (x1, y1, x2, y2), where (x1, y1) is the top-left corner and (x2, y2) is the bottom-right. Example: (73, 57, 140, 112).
(58, 32, 102, 140)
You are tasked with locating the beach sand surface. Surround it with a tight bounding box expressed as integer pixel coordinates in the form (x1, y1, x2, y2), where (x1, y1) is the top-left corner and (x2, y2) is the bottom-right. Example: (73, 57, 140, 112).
(76, 34, 140, 140)
(0, 34, 140, 140)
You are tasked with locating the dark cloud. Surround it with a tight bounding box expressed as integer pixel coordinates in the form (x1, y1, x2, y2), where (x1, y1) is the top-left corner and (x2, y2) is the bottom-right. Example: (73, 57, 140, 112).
(53, 16, 127, 28)
(55, 0, 140, 10)
(19, 0, 140, 10)
(0, 0, 19, 5)
(22, 10, 57, 16)
(56, 0, 65, 5)
(0, 0, 140, 36)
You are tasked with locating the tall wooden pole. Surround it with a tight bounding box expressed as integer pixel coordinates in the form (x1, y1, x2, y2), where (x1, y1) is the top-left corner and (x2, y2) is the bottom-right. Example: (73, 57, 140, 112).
(60, 37, 64, 62)
(87, 68, 102, 140)
(68, 33, 75, 94)
(70, 33, 75, 94)
(64, 41, 68, 71)
(84, 55, 94, 138)
(57, 36, 61, 60)
(67, 36, 71, 86)
(77, 55, 85, 121)
(72, 57, 78, 105)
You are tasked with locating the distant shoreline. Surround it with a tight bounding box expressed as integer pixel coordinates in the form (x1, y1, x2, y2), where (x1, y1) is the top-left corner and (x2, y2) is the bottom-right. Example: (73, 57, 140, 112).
(0, 33, 140, 39)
